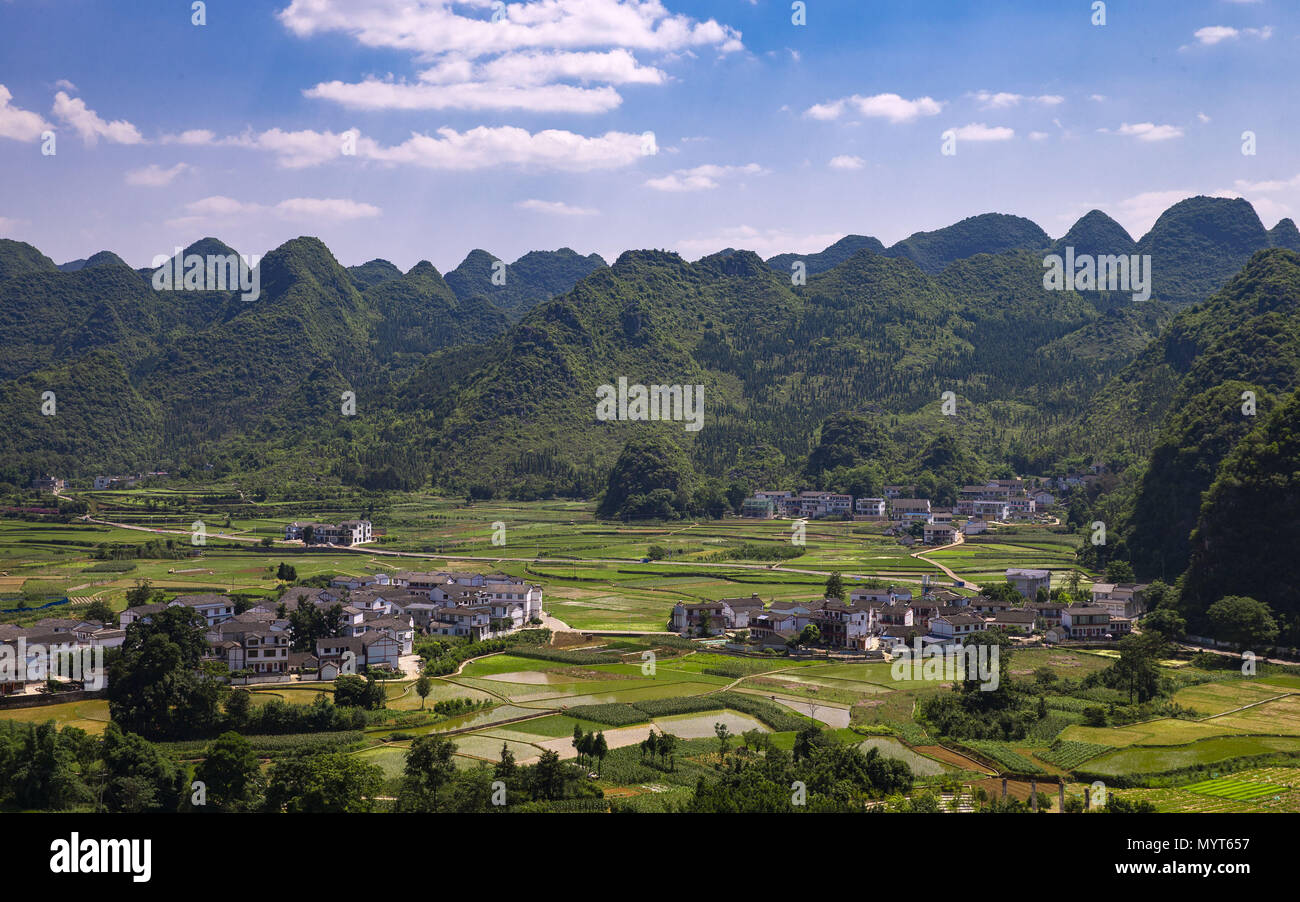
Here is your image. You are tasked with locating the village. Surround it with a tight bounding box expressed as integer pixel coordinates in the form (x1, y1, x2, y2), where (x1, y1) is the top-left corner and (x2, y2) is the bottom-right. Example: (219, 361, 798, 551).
(0, 565, 546, 693)
(670, 568, 1148, 653)
(739, 475, 1073, 539)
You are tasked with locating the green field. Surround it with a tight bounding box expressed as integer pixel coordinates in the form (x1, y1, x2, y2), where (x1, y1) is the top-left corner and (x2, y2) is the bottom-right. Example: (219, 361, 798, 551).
(0, 494, 1084, 632)
(1183, 776, 1281, 801)
(9, 492, 1300, 810)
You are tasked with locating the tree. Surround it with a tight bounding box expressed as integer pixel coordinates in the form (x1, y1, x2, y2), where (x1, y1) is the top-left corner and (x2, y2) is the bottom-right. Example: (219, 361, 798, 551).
(714, 722, 732, 756)
(276, 562, 297, 581)
(108, 607, 216, 740)
(125, 578, 162, 608)
(1105, 633, 1164, 703)
(825, 570, 845, 601)
(1206, 596, 1279, 649)
(797, 624, 821, 647)
(1145, 579, 1175, 611)
(398, 734, 458, 811)
(1142, 608, 1186, 643)
(195, 732, 260, 810)
(223, 689, 252, 730)
(594, 732, 608, 774)
(1104, 560, 1136, 583)
(288, 598, 342, 652)
(100, 724, 186, 813)
(415, 675, 432, 709)
(265, 752, 382, 813)
(494, 743, 517, 786)
(83, 599, 115, 624)
(301, 525, 315, 545)
(2, 721, 89, 810)
(333, 675, 385, 710)
(657, 732, 678, 771)
(530, 750, 564, 801)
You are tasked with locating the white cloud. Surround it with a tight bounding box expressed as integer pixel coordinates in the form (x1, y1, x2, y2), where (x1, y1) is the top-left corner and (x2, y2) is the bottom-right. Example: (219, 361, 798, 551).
(166, 195, 380, 228)
(1197, 112, 1211, 123)
(1114, 122, 1185, 142)
(161, 124, 653, 171)
(52, 92, 144, 145)
(0, 85, 51, 142)
(160, 129, 222, 145)
(465, 48, 666, 86)
(645, 162, 764, 192)
(53, 79, 78, 93)
(804, 92, 943, 123)
(1233, 173, 1300, 193)
(828, 154, 866, 170)
(274, 197, 382, 221)
(1089, 94, 1107, 102)
(948, 123, 1015, 141)
(280, 0, 737, 113)
(126, 162, 191, 187)
(970, 90, 1063, 109)
(517, 198, 599, 216)
(804, 99, 845, 121)
(1029, 131, 1049, 141)
(1114, 189, 1201, 237)
(304, 76, 623, 113)
(366, 126, 650, 171)
(277, 0, 743, 56)
(1192, 24, 1272, 45)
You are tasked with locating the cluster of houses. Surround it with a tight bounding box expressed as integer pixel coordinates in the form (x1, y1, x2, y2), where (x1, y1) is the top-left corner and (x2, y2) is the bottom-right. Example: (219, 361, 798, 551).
(0, 569, 544, 693)
(741, 480, 1055, 544)
(0, 617, 124, 694)
(120, 570, 543, 682)
(670, 569, 1150, 653)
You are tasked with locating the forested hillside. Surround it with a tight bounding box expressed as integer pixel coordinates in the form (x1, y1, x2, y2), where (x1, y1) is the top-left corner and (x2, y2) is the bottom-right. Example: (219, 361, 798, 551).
(1, 198, 1295, 508)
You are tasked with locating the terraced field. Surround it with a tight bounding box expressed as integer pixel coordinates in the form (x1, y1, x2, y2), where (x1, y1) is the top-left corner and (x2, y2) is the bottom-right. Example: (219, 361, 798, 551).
(1083, 736, 1300, 777)
(1184, 776, 1281, 801)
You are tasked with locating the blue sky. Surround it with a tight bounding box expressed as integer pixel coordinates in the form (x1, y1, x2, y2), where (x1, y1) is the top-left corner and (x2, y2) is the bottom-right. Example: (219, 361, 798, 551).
(0, 0, 1296, 271)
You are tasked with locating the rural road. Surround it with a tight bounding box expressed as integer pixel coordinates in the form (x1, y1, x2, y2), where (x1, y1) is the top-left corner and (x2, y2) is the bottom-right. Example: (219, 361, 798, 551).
(910, 533, 984, 592)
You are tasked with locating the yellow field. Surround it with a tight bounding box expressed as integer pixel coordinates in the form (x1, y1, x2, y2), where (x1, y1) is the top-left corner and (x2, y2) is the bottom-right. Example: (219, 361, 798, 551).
(0, 698, 112, 734)
(1171, 680, 1286, 716)
(1213, 694, 1300, 735)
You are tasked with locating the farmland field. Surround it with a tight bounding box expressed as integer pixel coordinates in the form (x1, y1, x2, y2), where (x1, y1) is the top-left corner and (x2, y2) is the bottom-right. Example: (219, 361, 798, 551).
(1183, 777, 1280, 801)
(7, 493, 1300, 811)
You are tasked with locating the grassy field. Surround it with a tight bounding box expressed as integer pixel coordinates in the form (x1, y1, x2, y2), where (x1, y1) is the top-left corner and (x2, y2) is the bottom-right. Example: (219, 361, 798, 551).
(11, 491, 1300, 809)
(0, 492, 1087, 632)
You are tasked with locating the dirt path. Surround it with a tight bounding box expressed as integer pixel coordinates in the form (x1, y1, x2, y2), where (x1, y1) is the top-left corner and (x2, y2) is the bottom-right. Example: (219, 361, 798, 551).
(911, 534, 982, 591)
